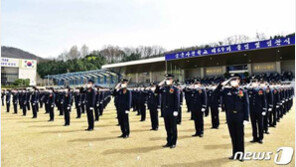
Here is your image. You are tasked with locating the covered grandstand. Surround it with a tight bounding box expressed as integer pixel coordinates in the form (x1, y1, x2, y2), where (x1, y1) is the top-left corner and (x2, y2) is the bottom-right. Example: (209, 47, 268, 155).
(45, 69, 119, 87)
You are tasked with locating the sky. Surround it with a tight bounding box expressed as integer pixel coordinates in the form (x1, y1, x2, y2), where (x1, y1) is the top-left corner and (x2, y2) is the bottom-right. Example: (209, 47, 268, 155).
(2, 0, 295, 58)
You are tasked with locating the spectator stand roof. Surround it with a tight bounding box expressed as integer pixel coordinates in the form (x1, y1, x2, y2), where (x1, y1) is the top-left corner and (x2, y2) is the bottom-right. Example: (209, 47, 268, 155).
(45, 69, 120, 88)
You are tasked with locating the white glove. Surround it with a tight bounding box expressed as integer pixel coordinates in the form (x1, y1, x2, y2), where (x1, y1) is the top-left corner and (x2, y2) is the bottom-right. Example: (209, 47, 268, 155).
(243, 120, 249, 126)
(262, 112, 266, 116)
(268, 108, 272, 112)
(96, 104, 99, 107)
(125, 110, 129, 114)
(67, 107, 70, 110)
(173, 111, 178, 116)
(276, 105, 279, 108)
(51, 105, 54, 108)
(201, 108, 206, 112)
(90, 107, 94, 110)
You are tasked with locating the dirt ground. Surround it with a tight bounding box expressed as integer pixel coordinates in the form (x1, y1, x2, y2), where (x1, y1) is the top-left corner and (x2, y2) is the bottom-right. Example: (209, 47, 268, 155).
(1, 100, 295, 167)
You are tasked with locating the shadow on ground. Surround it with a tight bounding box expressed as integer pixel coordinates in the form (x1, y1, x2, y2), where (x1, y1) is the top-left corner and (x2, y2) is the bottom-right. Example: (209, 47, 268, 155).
(102, 145, 162, 155)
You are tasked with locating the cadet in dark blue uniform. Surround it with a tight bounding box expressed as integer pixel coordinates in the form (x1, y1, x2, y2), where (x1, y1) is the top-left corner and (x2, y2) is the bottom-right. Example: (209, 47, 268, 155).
(6, 90, 11, 112)
(188, 80, 207, 137)
(218, 77, 249, 161)
(209, 84, 221, 129)
(63, 87, 72, 126)
(248, 80, 266, 144)
(12, 89, 19, 114)
(94, 86, 101, 121)
(85, 80, 96, 131)
(1, 90, 5, 106)
(21, 89, 27, 116)
(74, 88, 81, 119)
(113, 79, 132, 138)
(80, 89, 86, 114)
(48, 88, 56, 121)
(31, 87, 39, 118)
(265, 85, 273, 134)
(26, 90, 31, 111)
(270, 85, 279, 127)
(155, 74, 180, 148)
(138, 86, 147, 122)
(147, 83, 160, 130)
(177, 84, 183, 125)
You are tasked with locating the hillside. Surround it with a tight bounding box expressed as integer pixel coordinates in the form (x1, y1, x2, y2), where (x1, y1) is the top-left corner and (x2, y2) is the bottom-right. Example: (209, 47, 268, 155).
(1, 46, 46, 62)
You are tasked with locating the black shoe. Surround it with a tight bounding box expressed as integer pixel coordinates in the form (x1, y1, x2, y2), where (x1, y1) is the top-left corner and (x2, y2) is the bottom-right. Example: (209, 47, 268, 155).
(258, 140, 263, 144)
(228, 156, 234, 160)
(48, 119, 54, 122)
(140, 120, 145, 122)
(116, 124, 120, 126)
(199, 134, 203, 137)
(162, 144, 170, 148)
(32, 117, 37, 119)
(13, 113, 17, 114)
(123, 135, 129, 139)
(238, 158, 244, 162)
(250, 139, 257, 143)
(118, 134, 124, 138)
(192, 133, 199, 137)
(264, 131, 270, 134)
(170, 145, 176, 149)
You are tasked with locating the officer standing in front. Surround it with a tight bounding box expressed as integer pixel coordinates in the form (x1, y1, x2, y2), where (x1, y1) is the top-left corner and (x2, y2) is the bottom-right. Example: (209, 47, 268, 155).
(113, 79, 132, 138)
(218, 76, 249, 161)
(85, 80, 96, 131)
(155, 74, 180, 148)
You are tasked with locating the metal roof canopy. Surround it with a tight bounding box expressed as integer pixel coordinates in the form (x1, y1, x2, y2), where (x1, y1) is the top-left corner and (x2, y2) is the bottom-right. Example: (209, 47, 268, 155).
(45, 69, 118, 81)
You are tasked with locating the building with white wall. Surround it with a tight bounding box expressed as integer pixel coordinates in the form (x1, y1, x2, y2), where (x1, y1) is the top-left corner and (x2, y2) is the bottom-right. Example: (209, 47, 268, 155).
(1, 57, 37, 86)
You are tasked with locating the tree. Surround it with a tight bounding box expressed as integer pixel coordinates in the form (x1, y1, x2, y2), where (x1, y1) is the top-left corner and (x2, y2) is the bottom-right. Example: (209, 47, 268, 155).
(13, 79, 30, 87)
(67, 45, 80, 60)
(80, 44, 89, 58)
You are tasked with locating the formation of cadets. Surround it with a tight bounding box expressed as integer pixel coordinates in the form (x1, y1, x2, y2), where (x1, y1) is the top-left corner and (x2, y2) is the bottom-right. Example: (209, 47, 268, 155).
(1, 82, 112, 131)
(1, 74, 294, 161)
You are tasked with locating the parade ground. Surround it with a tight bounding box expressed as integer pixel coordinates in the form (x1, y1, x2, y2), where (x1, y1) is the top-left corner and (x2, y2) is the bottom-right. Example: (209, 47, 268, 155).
(1, 100, 295, 167)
